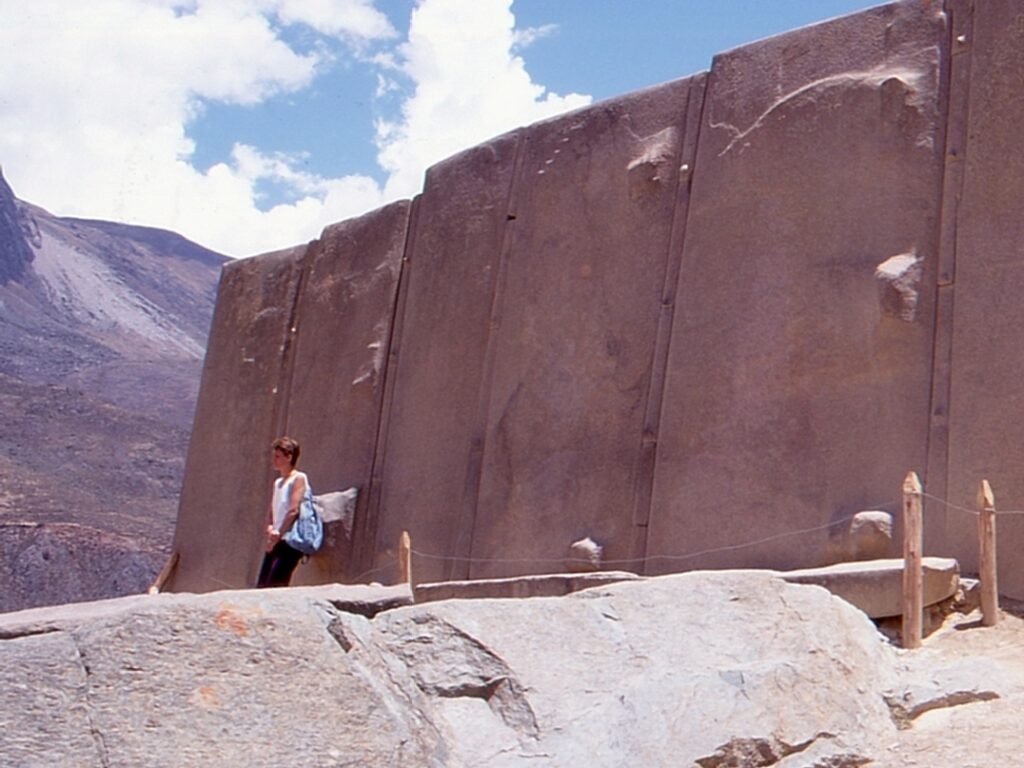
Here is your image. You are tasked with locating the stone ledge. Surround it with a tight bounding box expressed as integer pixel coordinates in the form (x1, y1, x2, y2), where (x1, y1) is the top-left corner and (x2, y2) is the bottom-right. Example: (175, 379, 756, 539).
(414, 570, 642, 603)
(779, 557, 959, 619)
(0, 582, 413, 639)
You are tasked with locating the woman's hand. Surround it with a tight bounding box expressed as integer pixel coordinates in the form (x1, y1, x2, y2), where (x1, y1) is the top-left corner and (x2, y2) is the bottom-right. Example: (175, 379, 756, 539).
(265, 524, 281, 551)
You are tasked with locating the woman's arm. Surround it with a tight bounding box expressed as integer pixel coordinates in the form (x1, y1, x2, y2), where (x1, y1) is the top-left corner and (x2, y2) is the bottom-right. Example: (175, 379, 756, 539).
(264, 490, 278, 551)
(277, 474, 307, 537)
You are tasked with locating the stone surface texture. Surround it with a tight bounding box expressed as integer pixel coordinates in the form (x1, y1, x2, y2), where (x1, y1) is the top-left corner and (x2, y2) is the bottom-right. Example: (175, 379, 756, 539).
(0, 584, 435, 768)
(940, 0, 1024, 597)
(413, 570, 640, 603)
(648, 0, 946, 573)
(171, 0, 1024, 598)
(464, 78, 701, 581)
(7, 571, 992, 768)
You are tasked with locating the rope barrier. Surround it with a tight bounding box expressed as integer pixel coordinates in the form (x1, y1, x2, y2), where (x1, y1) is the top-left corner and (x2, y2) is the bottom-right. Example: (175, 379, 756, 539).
(353, 562, 398, 583)
(399, 487, 1024, 570)
(922, 489, 1024, 517)
(171, 482, 1024, 591)
(921, 491, 978, 517)
(412, 511, 870, 568)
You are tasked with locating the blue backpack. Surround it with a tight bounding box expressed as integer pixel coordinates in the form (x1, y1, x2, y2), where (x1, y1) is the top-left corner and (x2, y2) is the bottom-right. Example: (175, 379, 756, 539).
(283, 485, 324, 555)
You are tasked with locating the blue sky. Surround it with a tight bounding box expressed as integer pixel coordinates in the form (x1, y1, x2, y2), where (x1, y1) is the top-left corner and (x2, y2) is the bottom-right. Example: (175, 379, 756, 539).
(0, 0, 879, 257)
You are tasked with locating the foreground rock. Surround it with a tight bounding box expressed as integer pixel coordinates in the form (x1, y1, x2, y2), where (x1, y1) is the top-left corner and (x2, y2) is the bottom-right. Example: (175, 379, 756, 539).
(379, 572, 900, 767)
(0, 584, 423, 767)
(2, 571, 972, 767)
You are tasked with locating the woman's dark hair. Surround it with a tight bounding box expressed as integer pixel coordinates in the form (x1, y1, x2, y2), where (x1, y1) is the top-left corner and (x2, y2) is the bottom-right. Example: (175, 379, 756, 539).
(272, 436, 300, 467)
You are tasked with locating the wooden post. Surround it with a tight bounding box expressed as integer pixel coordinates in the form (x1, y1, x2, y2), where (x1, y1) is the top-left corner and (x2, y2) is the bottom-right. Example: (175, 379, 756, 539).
(902, 472, 923, 649)
(399, 531, 412, 586)
(977, 479, 999, 626)
(147, 551, 180, 595)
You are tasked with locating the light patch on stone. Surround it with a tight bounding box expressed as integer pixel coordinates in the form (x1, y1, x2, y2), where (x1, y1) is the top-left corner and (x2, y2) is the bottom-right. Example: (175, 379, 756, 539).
(567, 536, 603, 572)
(627, 127, 680, 200)
(876, 253, 918, 279)
(712, 63, 936, 157)
(352, 325, 388, 386)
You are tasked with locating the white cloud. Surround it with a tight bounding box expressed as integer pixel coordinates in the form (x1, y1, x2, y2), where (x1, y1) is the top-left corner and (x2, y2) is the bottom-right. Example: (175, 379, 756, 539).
(275, 0, 398, 42)
(376, 0, 590, 199)
(513, 23, 559, 49)
(0, 0, 590, 257)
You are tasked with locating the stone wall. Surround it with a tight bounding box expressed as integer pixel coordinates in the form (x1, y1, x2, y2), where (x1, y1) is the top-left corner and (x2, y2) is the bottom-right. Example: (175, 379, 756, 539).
(168, 0, 1024, 595)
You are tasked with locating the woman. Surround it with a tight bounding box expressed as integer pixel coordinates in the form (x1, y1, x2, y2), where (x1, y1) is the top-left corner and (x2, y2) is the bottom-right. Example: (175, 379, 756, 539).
(256, 436, 309, 588)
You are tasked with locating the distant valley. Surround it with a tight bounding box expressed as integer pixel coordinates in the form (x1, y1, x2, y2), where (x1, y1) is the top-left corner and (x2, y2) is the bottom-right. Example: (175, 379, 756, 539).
(0, 169, 228, 610)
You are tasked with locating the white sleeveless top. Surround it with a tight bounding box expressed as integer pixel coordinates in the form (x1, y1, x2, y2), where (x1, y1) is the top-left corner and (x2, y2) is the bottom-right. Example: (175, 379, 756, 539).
(272, 471, 308, 530)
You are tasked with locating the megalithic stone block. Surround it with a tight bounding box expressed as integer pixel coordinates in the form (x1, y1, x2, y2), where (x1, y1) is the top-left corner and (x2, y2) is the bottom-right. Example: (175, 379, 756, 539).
(468, 76, 704, 579)
(368, 133, 524, 584)
(168, 245, 308, 592)
(945, 0, 1024, 596)
(647, 2, 948, 573)
(282, 201, 412, 585)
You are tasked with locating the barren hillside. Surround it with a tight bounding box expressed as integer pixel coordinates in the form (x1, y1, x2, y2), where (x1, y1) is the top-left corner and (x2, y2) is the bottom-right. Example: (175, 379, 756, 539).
(0, 169, 227, 609)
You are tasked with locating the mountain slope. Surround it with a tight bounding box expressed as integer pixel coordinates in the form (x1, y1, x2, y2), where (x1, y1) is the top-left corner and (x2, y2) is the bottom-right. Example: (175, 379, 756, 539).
(0, 169, 228, 607)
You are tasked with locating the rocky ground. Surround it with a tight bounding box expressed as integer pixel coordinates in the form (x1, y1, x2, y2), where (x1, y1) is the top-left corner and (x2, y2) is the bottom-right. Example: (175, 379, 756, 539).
(881, 599, 1024, 767)
(2, 571, 1023, 767)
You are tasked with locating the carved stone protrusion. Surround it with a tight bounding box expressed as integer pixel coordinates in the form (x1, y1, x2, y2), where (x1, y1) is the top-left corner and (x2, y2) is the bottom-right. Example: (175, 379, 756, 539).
(567, 536, 603, 572)
(824, 510, 894, 565)
(315, 487, 359, 546)
(875, 251, 922, 322)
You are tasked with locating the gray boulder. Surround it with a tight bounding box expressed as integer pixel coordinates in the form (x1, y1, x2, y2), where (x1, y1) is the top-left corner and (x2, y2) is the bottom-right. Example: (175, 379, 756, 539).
(0, 583, 432, 768)
(377, 572, 900, 767)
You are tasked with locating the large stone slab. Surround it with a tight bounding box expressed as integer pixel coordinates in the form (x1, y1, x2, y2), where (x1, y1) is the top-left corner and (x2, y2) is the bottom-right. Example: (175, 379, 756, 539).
(943, 0, 1024, 596)
(367, 134, 523, 584)
(169, 246, 307, 592)
(166, 0, 1024, 601)
(469, 76, 704, 578)
(647, 2, 948, 572)
(281, 202, 411, 585)
(780, 556, 959, 618)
